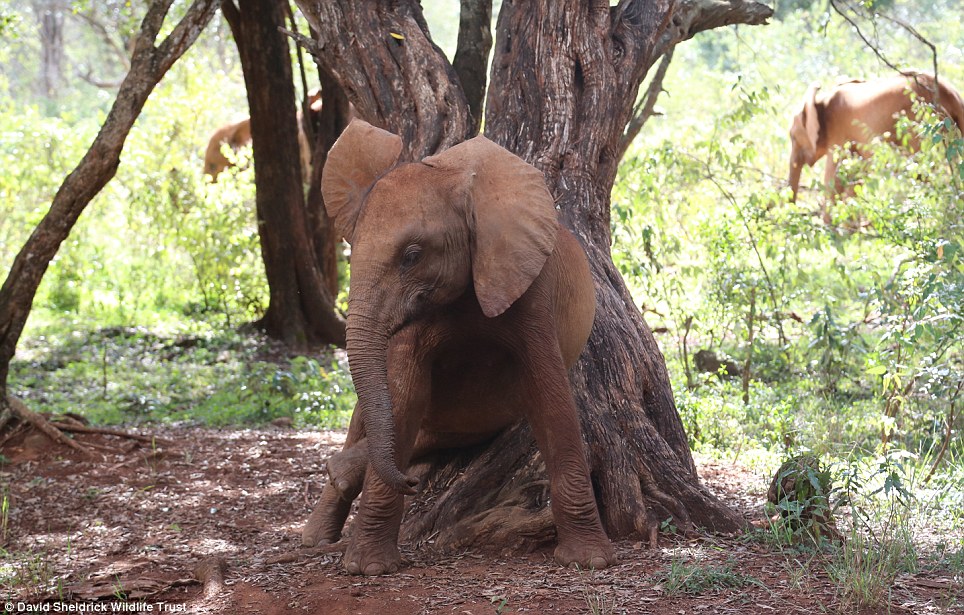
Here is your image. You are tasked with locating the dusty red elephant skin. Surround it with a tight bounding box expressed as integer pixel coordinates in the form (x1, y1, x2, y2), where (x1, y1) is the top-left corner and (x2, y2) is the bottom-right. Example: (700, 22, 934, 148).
(302, 119, 617, 576)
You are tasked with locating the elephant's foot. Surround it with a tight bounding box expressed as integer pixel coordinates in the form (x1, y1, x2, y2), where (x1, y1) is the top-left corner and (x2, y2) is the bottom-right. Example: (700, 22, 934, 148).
(302, 486, 353, 547)
(553, 538, 617, 570)
(343, 537, 401, 575)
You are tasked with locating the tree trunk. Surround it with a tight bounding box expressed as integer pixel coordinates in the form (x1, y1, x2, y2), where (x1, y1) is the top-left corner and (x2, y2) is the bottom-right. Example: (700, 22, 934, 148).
(0, 0, 220, 403)
(296, 0, 772, 550)
(35, 0, 66, 98)
(222, 0, 345, 349)
(452, 0, 493, 132)
(295, 0, 473, 156)
(304, 68, 351, 302)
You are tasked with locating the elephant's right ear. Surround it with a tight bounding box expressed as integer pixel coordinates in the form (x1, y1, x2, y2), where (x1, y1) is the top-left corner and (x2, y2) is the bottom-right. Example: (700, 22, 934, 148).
(791, 83, 821, 160)
(322, 119, 403, 243)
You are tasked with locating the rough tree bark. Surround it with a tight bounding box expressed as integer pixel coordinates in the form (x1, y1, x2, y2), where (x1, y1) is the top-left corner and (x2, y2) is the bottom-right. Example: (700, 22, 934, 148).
(296, 1, 473, 157)
(221, 0, 345, 348)
(296, 0, 772, 550)
(452, 0, 493, 132)
(304, 66, 351, 302)
(0, 0, 220, 406)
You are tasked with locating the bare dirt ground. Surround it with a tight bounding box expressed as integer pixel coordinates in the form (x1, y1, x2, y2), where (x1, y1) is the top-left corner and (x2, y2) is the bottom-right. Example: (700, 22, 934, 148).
(1, 425, 961, 614)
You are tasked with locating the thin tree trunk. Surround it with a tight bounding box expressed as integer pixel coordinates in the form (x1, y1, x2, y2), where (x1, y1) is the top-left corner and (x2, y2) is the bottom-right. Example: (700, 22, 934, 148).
(305, 67, 351, 302)
(0, 0, 220, 402)
(296, 0, 771, 550)
(618, 47, 675, 159)
(36, 0, 66, 98)
(223, 0, 345, 348)
(452, 0, 493, 133)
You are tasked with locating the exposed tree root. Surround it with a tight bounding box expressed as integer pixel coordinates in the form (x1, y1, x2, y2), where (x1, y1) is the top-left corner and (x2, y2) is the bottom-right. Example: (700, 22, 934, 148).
(0, 406, 13, 434)
(51, 416, 169, 445)
(3, 396, 99, 458)
(0, 421, 26, 449)
(306, 416, 745, 558)
(1, 396, 168, 458)
(439, 505, 555, 553)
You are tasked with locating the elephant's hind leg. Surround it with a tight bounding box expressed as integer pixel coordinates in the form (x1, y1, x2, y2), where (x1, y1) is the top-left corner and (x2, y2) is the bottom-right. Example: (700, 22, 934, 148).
(516, 324, 616, 570)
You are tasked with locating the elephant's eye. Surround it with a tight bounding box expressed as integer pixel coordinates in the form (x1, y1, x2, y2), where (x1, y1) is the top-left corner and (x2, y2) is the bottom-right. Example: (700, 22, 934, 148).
(400, 245, 422, 269)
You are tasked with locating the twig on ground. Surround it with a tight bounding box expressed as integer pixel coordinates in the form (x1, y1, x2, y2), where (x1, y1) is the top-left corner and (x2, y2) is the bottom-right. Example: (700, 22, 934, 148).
(51, 418, 169, 445)
(194, 556, 228, 599)
(265, 543, 345, 565)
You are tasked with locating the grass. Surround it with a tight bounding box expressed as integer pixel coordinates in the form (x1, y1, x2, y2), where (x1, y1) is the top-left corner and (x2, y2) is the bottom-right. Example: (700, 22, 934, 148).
(826, 523, 916, 612)
(0, 548, 58, 599)
(655, 558, 762, 596)
(9, 322, 355, 429)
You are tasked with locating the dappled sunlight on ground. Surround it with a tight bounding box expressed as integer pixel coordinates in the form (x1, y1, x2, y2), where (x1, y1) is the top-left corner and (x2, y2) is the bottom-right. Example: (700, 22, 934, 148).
(1, 426, 960, 614)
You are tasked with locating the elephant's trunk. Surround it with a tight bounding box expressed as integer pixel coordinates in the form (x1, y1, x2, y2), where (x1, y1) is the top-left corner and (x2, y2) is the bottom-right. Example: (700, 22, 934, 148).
(345, 312, 419, 495)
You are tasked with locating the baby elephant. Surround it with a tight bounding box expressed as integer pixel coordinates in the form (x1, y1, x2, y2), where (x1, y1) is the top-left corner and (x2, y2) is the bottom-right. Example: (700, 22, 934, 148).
(302, 119, 615, 576)
(788, 71, 964, 205)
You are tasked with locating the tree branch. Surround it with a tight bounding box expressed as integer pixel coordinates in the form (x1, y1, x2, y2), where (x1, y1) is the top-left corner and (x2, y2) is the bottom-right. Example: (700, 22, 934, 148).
(618, 46, 674, 158)
(829, 0, 940, 96)
(71, 9, 133, 71)
(651, 0, 773, 61)
(155, 0, 221, 76)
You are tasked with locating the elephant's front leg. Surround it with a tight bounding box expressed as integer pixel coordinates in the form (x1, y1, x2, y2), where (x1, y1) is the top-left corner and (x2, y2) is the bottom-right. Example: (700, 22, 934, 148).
(303, 408, 367, 546)
(822, 153, 842, 223)
(344, 335, 430, 576)
(518, 328, 616, 570)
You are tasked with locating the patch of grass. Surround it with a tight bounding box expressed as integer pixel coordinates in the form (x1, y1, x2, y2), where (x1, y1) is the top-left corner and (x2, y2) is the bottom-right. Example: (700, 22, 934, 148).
(578, 568, 620, 615)
(655, 558, 761, 596)
(780, 557, 813, 590)
(825, 522, 917, 612)
(9, 326, 355, 429)
(0, 548, 58, 599)
(1, 488, 8, 543)
(825, 452, 921, 612)
(488, 595, 509, 614)
(583, 588, 618, 615)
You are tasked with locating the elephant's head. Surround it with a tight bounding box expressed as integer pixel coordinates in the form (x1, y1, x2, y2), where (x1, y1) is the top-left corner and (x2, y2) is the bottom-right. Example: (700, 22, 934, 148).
(788, 83, 822, 201)
(321, 119, 559, 494)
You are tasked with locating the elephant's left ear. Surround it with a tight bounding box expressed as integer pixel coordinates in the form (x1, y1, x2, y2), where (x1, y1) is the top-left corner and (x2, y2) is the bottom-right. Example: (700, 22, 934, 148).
(424, 137, 558, 318)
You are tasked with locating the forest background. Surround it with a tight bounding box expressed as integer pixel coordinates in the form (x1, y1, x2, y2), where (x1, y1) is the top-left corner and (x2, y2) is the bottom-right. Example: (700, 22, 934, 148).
(0, 0, 962, 605)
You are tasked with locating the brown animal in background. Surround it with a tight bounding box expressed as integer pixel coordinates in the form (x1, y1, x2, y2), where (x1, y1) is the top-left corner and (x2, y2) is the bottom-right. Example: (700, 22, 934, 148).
(203, 117, 252, 181)
(301, 119, 615, 576)
(202, 90, 323, 182)
(787, 71, 964, 207)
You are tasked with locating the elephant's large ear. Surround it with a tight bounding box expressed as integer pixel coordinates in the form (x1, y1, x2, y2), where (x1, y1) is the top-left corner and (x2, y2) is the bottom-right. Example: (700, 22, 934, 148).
(322, 119, 403, 243)
(424, 137, 558, 318)
(791, 83, 821, 160)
